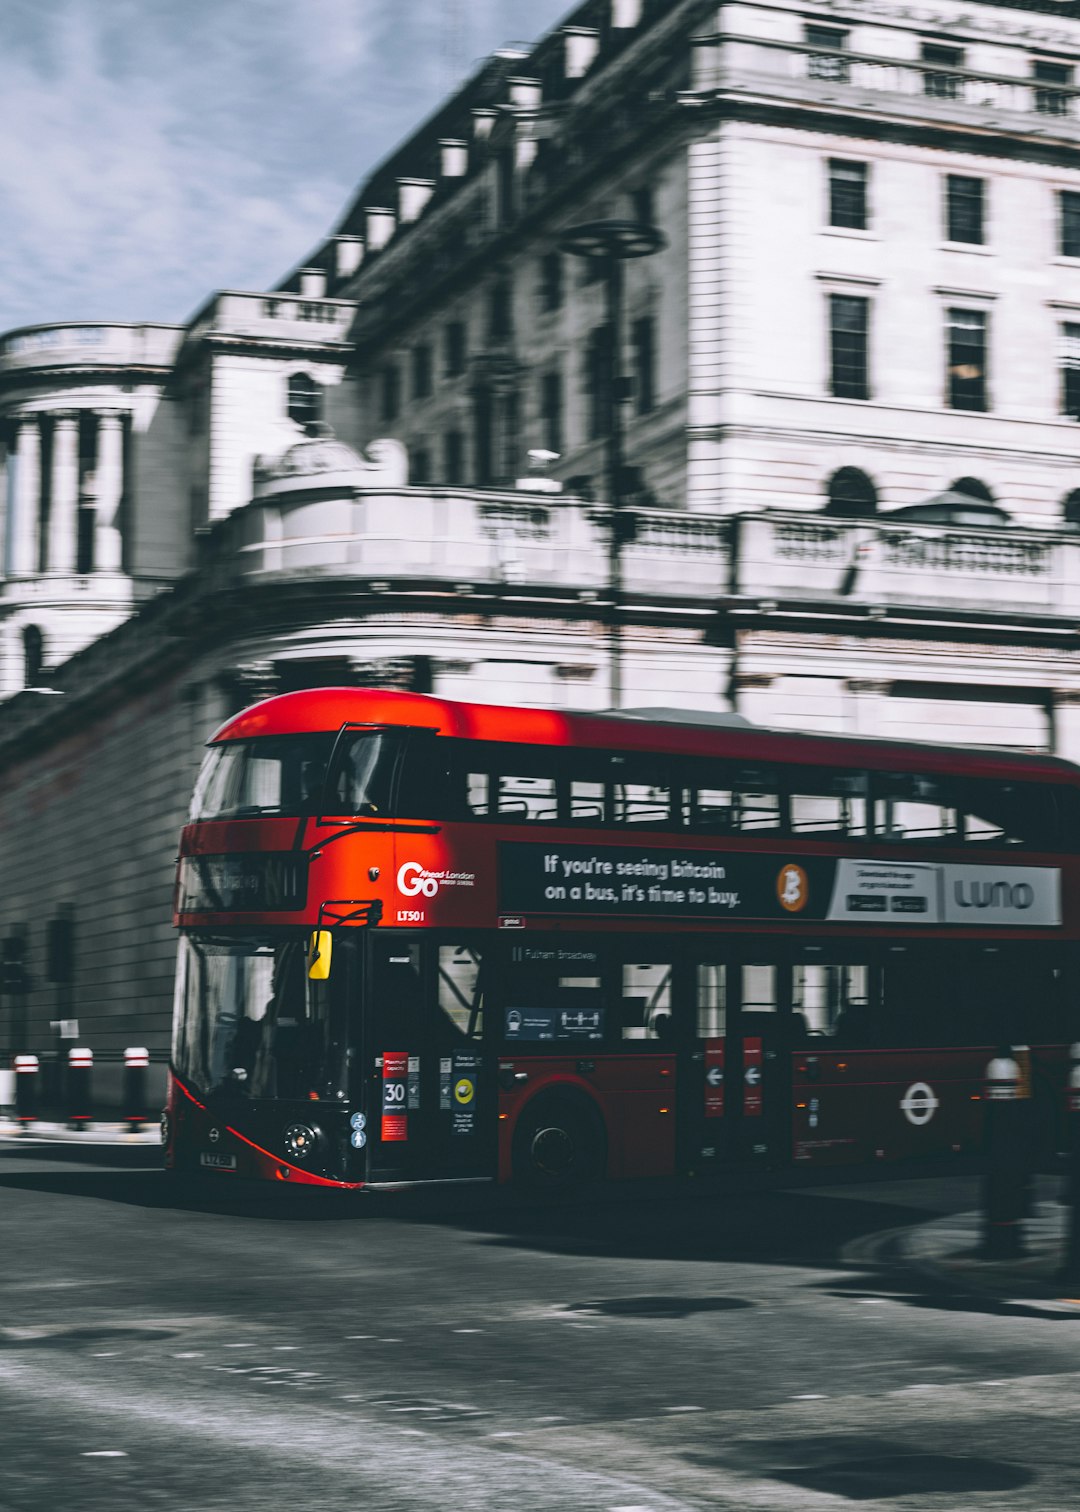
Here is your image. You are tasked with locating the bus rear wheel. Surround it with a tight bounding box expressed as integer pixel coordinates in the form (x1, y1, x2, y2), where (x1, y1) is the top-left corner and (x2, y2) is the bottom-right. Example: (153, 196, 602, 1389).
(512, 1097, 605, 1193)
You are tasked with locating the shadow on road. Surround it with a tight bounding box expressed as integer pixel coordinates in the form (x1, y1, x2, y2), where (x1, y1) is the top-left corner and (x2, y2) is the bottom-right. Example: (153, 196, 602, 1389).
(0, 1147, 963, 1280)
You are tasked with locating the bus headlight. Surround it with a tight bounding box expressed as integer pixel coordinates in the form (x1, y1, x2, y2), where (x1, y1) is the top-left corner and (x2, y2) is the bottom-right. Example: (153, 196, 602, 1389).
(282, 1123, 320, 1161)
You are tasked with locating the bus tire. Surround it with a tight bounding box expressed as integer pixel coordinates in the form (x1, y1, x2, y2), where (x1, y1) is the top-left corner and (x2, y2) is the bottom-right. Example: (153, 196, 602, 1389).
(512, 1095, 606, 1193)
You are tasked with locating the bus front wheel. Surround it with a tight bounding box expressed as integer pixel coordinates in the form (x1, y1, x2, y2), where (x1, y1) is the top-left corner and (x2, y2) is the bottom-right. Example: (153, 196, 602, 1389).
(512, 1096, 606, 1193)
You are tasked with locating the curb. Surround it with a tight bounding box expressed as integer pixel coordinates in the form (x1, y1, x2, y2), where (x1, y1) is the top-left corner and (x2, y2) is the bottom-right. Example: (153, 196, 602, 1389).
(0, 1118, 160, 1146)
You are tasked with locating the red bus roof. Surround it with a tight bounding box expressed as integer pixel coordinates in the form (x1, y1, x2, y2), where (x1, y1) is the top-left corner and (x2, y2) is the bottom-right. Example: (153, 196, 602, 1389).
(212, 688, 1080, 784)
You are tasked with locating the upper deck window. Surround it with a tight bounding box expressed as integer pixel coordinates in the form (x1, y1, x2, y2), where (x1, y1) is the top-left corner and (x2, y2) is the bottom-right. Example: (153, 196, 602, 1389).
(191, 731, 396, 820)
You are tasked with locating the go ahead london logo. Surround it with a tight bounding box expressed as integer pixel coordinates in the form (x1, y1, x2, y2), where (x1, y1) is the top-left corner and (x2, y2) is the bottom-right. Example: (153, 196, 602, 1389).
(396, 862, 476, 898)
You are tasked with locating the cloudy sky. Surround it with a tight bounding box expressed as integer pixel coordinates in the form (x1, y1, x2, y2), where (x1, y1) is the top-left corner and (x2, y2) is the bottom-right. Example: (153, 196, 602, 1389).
(0, 0, 571, 334)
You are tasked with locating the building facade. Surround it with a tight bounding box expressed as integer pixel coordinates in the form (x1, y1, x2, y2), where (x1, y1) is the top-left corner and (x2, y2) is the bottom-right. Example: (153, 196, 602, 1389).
(3, 0, 1080, 1094)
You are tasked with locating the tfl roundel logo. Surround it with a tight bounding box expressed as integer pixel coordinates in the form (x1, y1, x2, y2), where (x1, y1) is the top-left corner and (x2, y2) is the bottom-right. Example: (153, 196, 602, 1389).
(776, 863, 809, 913)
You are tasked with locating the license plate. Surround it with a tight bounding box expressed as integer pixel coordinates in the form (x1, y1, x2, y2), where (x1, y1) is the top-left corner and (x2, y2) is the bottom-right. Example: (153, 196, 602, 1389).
(200, 1152, 237, 1171)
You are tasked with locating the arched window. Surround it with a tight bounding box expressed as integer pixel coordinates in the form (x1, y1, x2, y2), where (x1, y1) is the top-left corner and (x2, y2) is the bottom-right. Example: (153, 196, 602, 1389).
(950, 477, 995, 502)
(1063, 488, 1080, 526)
(286, 372, 322, 428)
(22, 625, 43, 688)
(824, 467, 878, 518)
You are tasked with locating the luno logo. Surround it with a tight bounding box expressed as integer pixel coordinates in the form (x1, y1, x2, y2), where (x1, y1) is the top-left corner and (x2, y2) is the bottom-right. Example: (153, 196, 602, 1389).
(397, 862, 440, 898)
(953, 880, 1035, 911)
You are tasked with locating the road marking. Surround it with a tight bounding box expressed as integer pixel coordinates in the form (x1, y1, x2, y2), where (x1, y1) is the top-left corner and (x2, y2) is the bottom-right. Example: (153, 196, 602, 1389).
(856, 1298, 885, 1305)
(792, 1394, 827, 1400)
(224, 1343, 256, 1349)
(82, 1450, 128, 1457)
(91, 1352, 118, 1358)
(172, 1352, 203, 1358)
(453, 1328, 483, 1334)
(663, 1406, 703, 1413)
(273, 1345, 299, 1351)
(346, 1334, 375, 1340)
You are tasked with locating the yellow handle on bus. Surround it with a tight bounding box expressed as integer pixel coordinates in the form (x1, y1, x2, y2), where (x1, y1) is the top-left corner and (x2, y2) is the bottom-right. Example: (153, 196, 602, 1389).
(307, 929, 333, 980)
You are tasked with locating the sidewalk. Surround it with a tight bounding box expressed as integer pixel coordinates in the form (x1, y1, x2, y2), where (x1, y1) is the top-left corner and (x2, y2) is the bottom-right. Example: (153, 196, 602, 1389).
(896, 1199, 1080, 1306)
(0, 1113, 160, 1145)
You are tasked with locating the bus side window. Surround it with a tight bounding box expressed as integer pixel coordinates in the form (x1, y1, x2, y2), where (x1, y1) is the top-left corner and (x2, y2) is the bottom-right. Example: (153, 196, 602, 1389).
(874, 773, 956, 841)
(733, 769, 781, 832)
(789, 770, 867, 837)
(619, 961, 674, 1041)
(793, 962, 871, 1043)
(569, 778, 606, 823)
(692, 787, 734, 832)
(467, 771, 490, 817)
(497, 773, 558, 822)
(610, 755, 677, 827)
(696, 963, 727, 1037)
(437, 944, 484, 1039)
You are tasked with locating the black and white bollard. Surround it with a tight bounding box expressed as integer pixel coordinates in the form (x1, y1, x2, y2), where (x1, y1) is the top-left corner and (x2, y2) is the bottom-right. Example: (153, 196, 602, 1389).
(66, 1046, 93, 1129)
(982, 1049, 1029, 1260)
(14, 1054, 39, 1125)
(1059, 1043, 1080, 1284)
(123, 1047, 150, 1132)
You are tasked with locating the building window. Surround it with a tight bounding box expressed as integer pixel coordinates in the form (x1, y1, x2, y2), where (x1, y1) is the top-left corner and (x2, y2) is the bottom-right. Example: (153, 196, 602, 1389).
(633, 315, 656, 415)
(444, 429, 465, 487)
(76, 508, 95, 574)
(445, 321, 466, 377)
(496, 147, 516, 226)
(631, 185, 654, 226)
(585, 325, 612, 441)
(1033, 58, 1073, 116)
(825, 467, 878, 518)
(1060, 191, 1080, 257)
(922, 41, 964, 99)
(489, 279, 513, 342)
(541, 370, 563, 454)
(286, 372, 322, 427)
(946, 309, 988, 410)
(1063, 487, 1080, 526)
(828, 160, 868, 230)
(950, 477, 995, 502)
(381, 365, 400, 423)
(412, 344, 432, 400)
(539, 253, 563, 313)
(410, 445, 431, 484)
(946, 175, 985, 244)
(829, 294, 870, 400)
(1061, 323, 1080, 417)
(497, 390, 521, 484)
(22, 625, 43, 687)
(805, 25, 848, 81)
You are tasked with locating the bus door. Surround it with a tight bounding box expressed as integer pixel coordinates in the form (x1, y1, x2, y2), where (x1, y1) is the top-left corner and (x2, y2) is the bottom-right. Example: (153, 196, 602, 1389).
(362, 934, 494, 1185)
(680, 952, 792, 1174)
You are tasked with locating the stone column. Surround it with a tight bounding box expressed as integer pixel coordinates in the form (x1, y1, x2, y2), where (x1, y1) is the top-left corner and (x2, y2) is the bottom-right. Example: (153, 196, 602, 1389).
(48, 413, 79, 574)
(94, 413, 124, 572)
(845, 678, 894, 737)
(1051, 691, 1080, 761)
(9, 416, 41, 577)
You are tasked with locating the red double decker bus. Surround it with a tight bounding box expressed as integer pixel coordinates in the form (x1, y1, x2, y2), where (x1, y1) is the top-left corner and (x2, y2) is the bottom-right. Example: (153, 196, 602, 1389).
(166, 688, 1080, 1190)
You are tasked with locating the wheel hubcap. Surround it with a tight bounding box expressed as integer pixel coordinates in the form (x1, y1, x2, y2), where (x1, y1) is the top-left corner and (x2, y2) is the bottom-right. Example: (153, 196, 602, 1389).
(532, 1124, 575, 1177)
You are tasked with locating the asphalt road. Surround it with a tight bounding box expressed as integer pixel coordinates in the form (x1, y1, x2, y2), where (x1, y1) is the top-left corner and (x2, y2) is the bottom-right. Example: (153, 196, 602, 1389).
(0, 1146, 1078, 1511)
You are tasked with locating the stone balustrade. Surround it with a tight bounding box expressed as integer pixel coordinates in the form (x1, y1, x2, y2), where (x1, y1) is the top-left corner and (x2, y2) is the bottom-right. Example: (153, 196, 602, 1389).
(695, 35, 1080, 136)
(0, 323, 180, 375)
(210, 489, 1080, 620)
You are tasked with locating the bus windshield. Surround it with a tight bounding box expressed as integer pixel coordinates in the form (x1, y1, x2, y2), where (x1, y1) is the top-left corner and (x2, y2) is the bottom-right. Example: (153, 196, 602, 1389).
(172, 933, 349, 1102)
(190, 731, 397, 819)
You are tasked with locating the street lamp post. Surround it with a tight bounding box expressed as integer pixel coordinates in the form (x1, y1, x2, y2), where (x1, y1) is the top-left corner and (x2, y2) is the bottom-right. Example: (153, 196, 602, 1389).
(559, 219, 665, 710)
